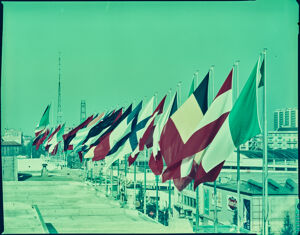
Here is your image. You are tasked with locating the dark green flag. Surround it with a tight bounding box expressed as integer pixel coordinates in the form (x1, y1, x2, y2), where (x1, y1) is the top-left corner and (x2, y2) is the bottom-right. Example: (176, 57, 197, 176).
(258, 59, 264, 88)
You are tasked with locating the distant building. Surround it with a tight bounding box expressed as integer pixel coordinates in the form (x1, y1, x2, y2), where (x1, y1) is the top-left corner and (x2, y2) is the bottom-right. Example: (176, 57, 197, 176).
(2, 128, 23, 145)
(1, 140, 22, 156)
(1, 139, 19, 181)
(201, 178, 298, 235)
(274, 108, 298, 130)
(268, 128, 298, 150)
(176, 149, 298, 233)
(240, 127, 298, 151)
(22, 135, 33, 146)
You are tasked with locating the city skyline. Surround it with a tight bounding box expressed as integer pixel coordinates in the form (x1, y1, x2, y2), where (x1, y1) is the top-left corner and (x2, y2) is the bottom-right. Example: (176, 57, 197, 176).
(1, 1, 298, 136)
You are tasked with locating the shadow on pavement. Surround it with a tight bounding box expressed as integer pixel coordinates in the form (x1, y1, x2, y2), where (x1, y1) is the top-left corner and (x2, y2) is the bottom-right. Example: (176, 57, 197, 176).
(18, 173, 32, 181)
(45, 223, 58, 234)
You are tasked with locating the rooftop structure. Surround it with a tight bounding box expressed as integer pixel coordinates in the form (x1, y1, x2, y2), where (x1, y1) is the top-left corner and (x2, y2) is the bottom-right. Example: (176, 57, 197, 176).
(204, 178, 297, 196)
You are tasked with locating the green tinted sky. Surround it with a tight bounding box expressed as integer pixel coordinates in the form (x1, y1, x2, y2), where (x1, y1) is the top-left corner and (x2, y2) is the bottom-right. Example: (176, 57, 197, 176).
(1, 0, 298, 136)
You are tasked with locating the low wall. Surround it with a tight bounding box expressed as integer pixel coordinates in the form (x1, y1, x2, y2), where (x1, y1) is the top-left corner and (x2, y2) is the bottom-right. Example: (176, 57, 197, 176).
(18, 158, 59, 172)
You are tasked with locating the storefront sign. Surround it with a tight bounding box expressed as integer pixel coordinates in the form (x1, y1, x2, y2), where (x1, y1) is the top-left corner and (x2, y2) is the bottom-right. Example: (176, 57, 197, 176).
(227, 196, 237, 210)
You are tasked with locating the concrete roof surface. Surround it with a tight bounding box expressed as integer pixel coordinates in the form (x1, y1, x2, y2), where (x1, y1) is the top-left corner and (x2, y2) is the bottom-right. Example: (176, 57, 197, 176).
(3, 177, 191, 234)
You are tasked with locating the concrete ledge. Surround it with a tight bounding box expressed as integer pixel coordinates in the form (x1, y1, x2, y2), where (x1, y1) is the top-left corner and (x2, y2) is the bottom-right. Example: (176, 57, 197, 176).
(32, 205, 49, 234)
(137, 211, 160, 224)
(124, 208, 139, 216)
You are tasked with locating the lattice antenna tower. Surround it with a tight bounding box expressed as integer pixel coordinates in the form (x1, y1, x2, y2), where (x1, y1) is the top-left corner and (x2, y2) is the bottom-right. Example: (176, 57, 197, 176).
(80, 100, 86, 123)
(57, 52, 63, 124)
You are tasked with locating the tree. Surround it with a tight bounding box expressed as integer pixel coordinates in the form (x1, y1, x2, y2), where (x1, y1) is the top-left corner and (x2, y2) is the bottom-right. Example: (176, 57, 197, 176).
(281, 212, 294, 235)
(268, 223, 274, 235)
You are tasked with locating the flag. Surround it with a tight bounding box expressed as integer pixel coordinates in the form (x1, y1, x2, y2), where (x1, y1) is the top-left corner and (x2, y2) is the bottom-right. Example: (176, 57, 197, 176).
(81, 109, 122, 146)
(35, 105, 50, 136)
(93, 102, 143, 161)
(63, 115, 94, 151)
(193, 59, 262, 189)
(33, 128, 50, 150)
(44, 125, 62, 151)
(162, 69, 233, 190)
(149, 93, 178, 175)
(91, 104, 134, 161)
(188, 77, 195, 97)
(258, 59, 264, 88)
(103, 97, 154, 170)
(127, 96, 167, 166)
(69, 113, 104, 151)
(49, 124, 65, 155)
(83, 109, 123, 159)
(138, 95, 167, 152)
(159, 73, 209, 180)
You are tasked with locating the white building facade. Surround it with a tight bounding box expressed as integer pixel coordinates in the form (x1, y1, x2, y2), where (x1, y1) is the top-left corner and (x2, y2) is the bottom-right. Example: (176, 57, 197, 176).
(274, 108, 298, 130)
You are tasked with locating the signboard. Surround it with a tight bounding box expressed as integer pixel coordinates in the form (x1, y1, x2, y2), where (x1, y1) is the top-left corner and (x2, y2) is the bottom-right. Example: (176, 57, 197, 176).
(227, 196, 237, 211)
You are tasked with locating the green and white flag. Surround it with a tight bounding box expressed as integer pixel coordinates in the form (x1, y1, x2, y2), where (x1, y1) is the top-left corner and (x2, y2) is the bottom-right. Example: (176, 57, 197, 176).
(194, 58, 262, 188)
(35, 104, 51, 135)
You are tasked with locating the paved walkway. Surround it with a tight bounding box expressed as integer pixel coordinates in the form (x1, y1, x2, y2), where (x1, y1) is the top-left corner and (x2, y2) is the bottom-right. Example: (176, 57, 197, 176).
(3, 177, 191, 234)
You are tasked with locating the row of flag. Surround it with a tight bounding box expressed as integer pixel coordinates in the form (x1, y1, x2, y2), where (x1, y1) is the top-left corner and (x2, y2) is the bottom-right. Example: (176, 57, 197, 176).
(33, 54, 264, 191)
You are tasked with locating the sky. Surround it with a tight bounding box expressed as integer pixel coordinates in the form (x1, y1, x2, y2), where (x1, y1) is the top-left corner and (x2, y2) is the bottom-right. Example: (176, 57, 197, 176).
(1, 0, 298, 136)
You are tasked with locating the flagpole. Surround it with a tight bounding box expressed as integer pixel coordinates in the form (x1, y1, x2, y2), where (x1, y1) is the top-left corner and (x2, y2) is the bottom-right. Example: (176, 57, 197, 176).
(64, 150, 67, 168)
(196, 70, 199, 86)
(105, 168, 108, 196)
(117, 159, 120, 198)
(210, 65, 218, 233)
(154, 92, 159, 222)
(177, 81, 183, 214)
(194, 71, 200, 232)
(262, 48, 268, 235)
(134, 159, 137, 208)
(144, 148, 147, 214)
(111, 164, 113, 197)
(168, 88, 172, 221)
(233, 60, 242, 233)
(51, 101, 54, 127)
(124, 154, 128, 203)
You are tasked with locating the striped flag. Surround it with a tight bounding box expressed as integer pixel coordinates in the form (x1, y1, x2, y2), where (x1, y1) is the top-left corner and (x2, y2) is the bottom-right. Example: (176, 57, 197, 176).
(69, 113, 104, 151)
(148, 93, 178, 175)
(138, 95, 167, 152)
(81, 109, 122, 147)
(164, 69, 233, 190)
(91, 105, 134, 161)
(193, 59, 262, 189)
(63, 115, 94, 151)
(159, 73, 209, 182)
(44, 125, 62, 151)
(97, 102, 143, 159)
(49, 124, 65, 155)
(83, 109, 123, 159)
(34, 104, 51, 136)
(33, 128, 50, 151)
(128, 95, 166, 166)
(103, 97, 154, 170)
